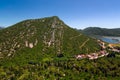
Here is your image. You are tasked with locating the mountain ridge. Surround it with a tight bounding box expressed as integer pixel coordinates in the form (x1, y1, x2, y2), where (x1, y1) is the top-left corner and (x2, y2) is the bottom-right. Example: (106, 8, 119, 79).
(82, 27, 120, 36)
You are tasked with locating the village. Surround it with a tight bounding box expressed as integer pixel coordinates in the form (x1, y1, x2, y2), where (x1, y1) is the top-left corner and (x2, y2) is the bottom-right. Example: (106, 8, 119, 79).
(75, 40, 120, 60)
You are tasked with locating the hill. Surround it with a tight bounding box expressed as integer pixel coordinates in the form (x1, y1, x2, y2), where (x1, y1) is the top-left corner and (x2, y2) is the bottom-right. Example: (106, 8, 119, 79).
(0, 16, 100, 63)
(1, 16, 120, 79)
(82, 27, 120, 36)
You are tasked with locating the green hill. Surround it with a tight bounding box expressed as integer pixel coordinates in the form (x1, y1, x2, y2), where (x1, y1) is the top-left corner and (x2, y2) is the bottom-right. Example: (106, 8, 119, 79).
(2, 16, 119, 80)
(82, 27, 120, 36)
(0, 16, 100, 61)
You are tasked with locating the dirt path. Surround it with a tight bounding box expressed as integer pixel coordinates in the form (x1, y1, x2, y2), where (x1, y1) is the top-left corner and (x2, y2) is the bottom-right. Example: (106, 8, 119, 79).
(79, 38, 90, 49)
(70, 34, 82, 40)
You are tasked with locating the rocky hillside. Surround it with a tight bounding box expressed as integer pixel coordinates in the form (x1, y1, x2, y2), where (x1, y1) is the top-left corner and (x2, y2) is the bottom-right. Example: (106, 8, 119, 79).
(0, 16, 100, 63)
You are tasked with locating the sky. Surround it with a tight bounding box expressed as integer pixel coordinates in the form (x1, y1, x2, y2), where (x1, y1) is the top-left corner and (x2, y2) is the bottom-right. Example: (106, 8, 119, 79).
(0, 0, 120, 29)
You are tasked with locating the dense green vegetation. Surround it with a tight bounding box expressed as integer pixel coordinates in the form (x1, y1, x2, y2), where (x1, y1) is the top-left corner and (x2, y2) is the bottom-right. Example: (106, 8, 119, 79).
(82, 27, 120, 36)
(1, 16, 120, 79)
(0, 55, 120, 80)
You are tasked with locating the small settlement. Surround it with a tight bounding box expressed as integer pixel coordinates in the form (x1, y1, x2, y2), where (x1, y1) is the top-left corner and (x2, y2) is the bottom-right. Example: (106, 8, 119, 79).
(75, 40, 120, 60)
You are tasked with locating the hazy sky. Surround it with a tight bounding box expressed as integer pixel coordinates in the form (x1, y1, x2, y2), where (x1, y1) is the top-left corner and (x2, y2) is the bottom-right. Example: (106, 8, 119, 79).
(0, 0, 120, 29)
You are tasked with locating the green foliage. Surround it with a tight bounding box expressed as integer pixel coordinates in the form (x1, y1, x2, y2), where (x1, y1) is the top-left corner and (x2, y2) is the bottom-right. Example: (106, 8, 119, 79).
(0, 16, 104, 79)
(0, 57, 120, 79)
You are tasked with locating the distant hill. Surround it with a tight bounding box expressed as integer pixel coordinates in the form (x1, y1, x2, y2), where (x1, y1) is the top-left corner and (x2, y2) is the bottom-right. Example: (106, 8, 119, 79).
(0, 27, 4, 30)
(82, 27, 120, 36)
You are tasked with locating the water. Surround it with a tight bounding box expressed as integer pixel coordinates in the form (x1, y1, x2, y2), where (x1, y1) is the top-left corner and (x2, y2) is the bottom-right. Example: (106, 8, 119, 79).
(101, 36, 120, 43)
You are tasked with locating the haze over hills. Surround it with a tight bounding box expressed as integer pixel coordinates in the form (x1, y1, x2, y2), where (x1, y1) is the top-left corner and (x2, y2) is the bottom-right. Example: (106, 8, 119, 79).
(0, 27, 3, 30)
(82, 27, 120, 36)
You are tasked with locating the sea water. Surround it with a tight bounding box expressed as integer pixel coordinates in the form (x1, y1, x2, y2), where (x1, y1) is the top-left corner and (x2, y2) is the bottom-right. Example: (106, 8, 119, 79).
(101, 36, 120, 43)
